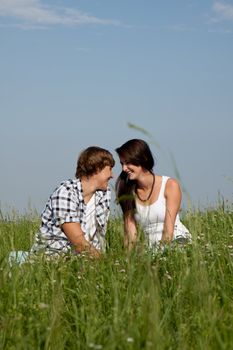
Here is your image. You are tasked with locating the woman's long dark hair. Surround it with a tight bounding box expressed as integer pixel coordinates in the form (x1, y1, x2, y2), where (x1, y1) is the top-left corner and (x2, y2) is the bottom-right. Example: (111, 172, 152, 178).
(115, 139, 155, 216)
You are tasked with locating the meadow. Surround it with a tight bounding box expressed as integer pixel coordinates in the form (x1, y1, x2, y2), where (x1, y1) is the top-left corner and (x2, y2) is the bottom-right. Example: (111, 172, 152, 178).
(0, 203, 233, 350)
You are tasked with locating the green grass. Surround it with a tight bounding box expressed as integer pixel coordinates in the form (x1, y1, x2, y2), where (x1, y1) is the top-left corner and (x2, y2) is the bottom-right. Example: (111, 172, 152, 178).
(0, 205, 233, 349)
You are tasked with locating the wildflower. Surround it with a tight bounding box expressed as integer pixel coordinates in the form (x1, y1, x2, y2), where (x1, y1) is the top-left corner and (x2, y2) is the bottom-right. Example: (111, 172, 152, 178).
(127, 337, 134, 343)
(165, 271, 172, 280)
(88, 343, 102, 349)
(159, 256, 167, 261)
(38, 302, 49, 309)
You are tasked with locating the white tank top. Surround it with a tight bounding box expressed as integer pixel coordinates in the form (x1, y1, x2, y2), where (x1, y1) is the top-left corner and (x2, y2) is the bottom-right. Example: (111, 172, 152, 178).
(135, 176, 190, 246)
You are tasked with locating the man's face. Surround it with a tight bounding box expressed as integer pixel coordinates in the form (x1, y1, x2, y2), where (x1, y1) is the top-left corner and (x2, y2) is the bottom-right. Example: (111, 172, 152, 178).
(95, 166, 113, 190)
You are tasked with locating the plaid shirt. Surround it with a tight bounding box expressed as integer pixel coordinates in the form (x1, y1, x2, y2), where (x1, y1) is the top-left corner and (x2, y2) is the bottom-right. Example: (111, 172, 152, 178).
(32, 178, 111, 255)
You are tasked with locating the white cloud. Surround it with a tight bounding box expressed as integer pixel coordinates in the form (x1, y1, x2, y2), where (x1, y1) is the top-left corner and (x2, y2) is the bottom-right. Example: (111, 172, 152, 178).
(0, 0, 122, 28)
(213, 1, 233, 21)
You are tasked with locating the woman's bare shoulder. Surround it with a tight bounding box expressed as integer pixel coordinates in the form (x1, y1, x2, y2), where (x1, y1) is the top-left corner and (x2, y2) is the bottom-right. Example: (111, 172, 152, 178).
(164, 177, 181, 195)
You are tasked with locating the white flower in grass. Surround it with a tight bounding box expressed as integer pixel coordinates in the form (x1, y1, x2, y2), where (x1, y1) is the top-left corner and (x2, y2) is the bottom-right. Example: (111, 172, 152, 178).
(127, 337, 134, 343)
(88, 344, 102, 349)
(159, 256, 167, 261)
(165, 271, 172, 280)
(38, 302, 49, 309)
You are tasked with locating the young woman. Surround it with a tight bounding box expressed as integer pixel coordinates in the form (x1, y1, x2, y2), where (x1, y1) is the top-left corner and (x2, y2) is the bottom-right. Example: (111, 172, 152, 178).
(31, 146, 115, 257)
(115, 139, 191, 250)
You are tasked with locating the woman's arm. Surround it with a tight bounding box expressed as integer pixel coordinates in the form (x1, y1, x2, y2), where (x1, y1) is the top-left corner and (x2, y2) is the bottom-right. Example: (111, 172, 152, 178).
(161, 178, 181, 243)
(62, 222, 101, 258)
(124, 213, 137, 250)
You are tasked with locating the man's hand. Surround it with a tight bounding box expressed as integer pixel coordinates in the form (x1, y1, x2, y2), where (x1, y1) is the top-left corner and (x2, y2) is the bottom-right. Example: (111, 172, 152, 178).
(62, 222, 101, 258)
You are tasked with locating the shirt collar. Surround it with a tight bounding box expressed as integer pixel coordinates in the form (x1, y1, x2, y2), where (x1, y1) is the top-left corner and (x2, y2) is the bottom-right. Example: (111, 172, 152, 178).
(76, 178, 107, 204)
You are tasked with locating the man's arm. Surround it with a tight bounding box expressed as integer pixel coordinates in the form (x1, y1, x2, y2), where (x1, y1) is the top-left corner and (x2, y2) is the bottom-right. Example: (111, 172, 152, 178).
(62, 222, 101, 258)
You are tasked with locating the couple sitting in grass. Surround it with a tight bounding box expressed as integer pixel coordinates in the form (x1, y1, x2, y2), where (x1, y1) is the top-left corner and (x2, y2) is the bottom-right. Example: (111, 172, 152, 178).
(29, 139, 191, 259)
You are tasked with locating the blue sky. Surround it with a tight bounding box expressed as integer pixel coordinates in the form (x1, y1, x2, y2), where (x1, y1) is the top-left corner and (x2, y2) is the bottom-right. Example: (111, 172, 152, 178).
(0, 0, 233, 214)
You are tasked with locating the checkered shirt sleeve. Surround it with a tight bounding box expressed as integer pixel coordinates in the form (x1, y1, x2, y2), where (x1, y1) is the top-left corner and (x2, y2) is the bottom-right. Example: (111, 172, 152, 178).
(42, 179, 84, 228)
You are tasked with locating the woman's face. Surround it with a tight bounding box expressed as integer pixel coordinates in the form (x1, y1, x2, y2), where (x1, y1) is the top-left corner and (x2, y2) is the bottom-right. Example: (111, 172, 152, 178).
(119, 157, 143, 181)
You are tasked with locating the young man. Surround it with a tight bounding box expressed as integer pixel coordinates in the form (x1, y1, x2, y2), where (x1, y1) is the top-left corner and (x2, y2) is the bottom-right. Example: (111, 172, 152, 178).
(32, 146, 115, 258)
